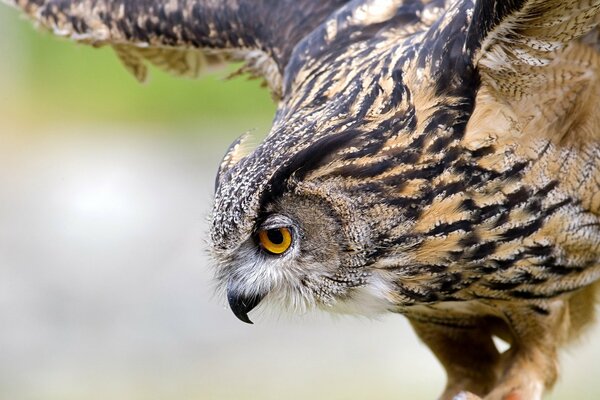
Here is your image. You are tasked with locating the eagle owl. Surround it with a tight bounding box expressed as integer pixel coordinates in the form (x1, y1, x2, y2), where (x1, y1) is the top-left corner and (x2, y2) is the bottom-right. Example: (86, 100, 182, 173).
(6, 0, 600, 398)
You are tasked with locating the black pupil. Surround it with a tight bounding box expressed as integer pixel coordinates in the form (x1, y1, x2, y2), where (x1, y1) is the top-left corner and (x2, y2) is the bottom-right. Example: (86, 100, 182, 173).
(266, 229, 284, 245)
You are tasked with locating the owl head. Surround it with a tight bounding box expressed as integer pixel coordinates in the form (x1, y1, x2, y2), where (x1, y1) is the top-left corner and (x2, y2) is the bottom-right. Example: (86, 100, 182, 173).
(210, 126, 401, 323)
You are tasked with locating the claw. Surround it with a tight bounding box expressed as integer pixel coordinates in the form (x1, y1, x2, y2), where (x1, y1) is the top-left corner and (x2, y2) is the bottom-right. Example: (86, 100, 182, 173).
(452, 392, 482, 400)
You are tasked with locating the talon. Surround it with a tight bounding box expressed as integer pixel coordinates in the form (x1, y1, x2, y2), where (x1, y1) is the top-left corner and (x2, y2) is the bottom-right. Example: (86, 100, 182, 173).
(453, 392, 482, 400)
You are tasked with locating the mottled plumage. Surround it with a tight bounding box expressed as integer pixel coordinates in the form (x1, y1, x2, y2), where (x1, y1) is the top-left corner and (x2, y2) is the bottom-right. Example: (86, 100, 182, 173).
(6, 0, 600, 399)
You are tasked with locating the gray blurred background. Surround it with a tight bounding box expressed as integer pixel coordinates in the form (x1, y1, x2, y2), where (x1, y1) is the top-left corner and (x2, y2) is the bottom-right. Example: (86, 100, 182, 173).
(0, 5, 599, 400)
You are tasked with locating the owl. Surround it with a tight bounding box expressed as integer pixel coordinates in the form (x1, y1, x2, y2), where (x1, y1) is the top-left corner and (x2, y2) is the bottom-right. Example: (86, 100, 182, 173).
(6, 0, 600, 399)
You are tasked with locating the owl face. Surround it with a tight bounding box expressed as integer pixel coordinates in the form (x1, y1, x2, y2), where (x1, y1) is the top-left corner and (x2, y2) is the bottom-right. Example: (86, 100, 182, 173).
(211, 175, 396, 323)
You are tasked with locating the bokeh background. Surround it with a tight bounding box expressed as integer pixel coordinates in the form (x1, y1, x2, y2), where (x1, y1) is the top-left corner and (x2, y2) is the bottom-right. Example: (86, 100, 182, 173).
(0, 5, 599, 400)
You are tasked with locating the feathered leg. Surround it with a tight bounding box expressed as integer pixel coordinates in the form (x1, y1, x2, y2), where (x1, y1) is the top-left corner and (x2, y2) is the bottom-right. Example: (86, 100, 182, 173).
(483, 304, 567, 400)
(409, 317, 501, 400)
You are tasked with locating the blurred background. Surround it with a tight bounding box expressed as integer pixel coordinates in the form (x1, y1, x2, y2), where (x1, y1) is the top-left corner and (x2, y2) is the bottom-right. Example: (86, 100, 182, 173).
(0, 5, 599, 400)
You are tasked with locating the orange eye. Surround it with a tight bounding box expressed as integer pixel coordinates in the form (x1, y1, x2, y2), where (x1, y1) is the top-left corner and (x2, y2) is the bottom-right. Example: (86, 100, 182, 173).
(258, 227, 293, 255)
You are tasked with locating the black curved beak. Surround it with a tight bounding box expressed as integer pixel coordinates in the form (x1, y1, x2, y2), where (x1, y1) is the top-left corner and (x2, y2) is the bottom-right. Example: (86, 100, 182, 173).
(226, 285, 265, 324)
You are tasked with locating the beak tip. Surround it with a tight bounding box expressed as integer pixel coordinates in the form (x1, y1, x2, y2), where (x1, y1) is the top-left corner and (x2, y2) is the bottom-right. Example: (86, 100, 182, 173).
(230, 304, 254, 324)
(226, 286, 264, 325)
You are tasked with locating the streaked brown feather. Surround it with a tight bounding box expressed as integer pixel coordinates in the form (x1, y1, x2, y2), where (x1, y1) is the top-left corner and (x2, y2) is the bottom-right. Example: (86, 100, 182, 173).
(6, 0, 600, 399)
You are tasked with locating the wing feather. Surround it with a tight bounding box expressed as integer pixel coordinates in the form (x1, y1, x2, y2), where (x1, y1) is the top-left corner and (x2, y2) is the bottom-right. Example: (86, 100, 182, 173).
(3, 0, 349, 97)
(112, 44, 229, 82)
(468, 0, 600, 97)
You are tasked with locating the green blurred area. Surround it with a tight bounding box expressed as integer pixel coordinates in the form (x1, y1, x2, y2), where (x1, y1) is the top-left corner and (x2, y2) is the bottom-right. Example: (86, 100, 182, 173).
(0, 6, 275, 131)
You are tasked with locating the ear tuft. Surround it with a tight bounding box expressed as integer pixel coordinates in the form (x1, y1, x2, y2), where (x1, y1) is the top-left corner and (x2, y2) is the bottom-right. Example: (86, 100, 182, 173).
(214, 132, 254, 192)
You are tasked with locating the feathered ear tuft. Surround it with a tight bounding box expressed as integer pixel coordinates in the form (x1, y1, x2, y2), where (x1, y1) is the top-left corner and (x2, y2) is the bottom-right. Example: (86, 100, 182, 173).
(214, 132, 254, 193)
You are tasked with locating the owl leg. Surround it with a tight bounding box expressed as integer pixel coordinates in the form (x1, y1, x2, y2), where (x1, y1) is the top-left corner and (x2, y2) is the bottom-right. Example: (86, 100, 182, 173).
(409, 318, 501, 400)
(483, 304, 565, 400)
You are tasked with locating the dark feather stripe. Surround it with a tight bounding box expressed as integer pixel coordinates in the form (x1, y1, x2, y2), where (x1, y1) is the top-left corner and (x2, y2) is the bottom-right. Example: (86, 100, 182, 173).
(260, 128, 363, 206)
(465, 0, 528, 57)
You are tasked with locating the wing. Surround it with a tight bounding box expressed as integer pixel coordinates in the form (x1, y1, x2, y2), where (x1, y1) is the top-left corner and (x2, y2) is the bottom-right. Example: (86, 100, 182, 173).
(467, 0, 600, 97)
(4, 0, 350, 98)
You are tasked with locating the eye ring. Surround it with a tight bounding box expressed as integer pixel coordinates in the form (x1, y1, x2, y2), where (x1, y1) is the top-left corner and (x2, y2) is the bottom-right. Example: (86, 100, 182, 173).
(258, 227, 293, 255)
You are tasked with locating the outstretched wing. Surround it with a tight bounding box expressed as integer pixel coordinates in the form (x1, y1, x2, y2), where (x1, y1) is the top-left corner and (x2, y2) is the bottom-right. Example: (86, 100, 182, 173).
(4, 0, 350, 98)
(467, 0, 600, 97)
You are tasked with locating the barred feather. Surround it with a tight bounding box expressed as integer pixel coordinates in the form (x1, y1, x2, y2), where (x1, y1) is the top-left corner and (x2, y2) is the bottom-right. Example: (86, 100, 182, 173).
(7, 0, 600, 398)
